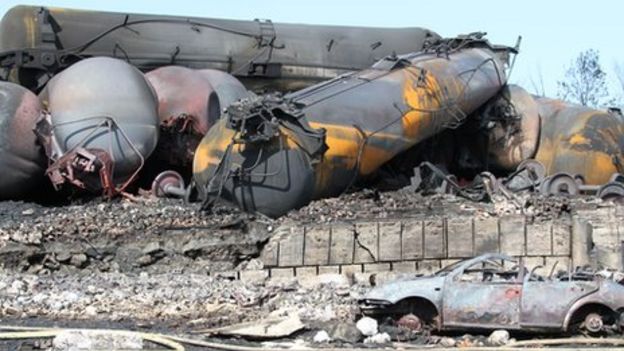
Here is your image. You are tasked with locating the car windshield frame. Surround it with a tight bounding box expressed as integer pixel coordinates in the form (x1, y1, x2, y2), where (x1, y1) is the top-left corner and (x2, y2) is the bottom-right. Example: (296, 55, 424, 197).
(434, 254, 519, 277)
(434, 259, 470, 276)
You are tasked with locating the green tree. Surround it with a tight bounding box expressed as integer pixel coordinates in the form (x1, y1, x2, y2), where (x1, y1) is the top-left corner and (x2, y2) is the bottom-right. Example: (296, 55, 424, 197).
(557, 49, 614, 108)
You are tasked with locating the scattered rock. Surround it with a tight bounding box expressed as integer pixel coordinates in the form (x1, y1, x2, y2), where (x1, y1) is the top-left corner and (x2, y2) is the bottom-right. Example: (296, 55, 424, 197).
(298, 273, 350, 289)
(312, 330, 331, 343)
(239, 270, 269, 285)
(142, 242, 162, 255)
(365, 332, 391, 344)
(69, 254, 88, 268)
(4, 306, 21, 315)
(52, 330, 143, 351)
(439, 337, 456, 347)
(330, 323, 361, 343)
(211, 315, 305, 339)
(135, 255, 154, 267)
(488, 329, 510, 346)
(356, 316, 378, 336)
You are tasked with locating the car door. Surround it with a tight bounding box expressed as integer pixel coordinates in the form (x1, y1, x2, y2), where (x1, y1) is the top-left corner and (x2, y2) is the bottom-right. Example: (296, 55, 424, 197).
(442, 259, 522, 329)
(521, 279, 598, 328)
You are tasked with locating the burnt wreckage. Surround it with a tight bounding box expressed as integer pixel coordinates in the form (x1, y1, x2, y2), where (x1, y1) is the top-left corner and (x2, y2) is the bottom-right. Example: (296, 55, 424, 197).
(0, 5, 439, 197)
(192, 35, 624, 217)
(1, 6, 622, 206)
(1, 3, 624, 339)
(360, 254, 624, 334)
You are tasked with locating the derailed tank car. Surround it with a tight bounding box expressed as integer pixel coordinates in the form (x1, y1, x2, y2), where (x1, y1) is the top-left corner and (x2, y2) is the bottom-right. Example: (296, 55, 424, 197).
(0, 5, 439, 92)
(0, 81, 46, 199)
(36, 57, 160, 196)
(193, 35, 513, 217)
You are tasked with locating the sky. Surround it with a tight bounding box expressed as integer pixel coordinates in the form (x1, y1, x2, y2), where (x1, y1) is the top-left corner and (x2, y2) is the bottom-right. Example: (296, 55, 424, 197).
(1, 0, 623, 99)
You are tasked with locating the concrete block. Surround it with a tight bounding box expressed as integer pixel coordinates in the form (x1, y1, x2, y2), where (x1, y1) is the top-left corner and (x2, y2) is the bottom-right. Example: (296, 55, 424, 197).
(295, 266, 318, 277)
(392, 261, 416, 273)
(526, 222, 552, 256)
(500, 216, 525, 256)
(552, 221, 571, 256)
(278, 227, 304, 267)
(402, 220, 423, 260)
(447, 218, 473, 258)
(364, 263, 391, 273)
(379, 221, 402, 261)
(240, 270, 269, 284)
(474, 218, 499, 254)
(270, 267, 295, 278)
(304, 226, 330, 266)
(318, 266, 340, 275)
(354, 222, 378, 263)
(259, 241, 279, 267)
(329, 224, 354, 265)
(592, 221, 621, 269)
(423, 219, 445, 258)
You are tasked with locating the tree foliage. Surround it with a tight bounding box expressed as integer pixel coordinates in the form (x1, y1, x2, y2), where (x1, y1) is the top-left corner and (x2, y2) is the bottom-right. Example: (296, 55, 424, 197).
(557, 49, 613, 108)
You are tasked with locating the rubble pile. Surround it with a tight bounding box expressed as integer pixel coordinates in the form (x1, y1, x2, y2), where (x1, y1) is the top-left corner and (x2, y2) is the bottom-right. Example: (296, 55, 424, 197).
(0, 272, 364, 331)
(0, 186, 607, 277)
(0, 198, 274, 275)
(0, 198, 237, 245)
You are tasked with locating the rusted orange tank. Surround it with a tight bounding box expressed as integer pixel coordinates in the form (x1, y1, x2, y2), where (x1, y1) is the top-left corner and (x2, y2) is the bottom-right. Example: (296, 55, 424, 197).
(533, 97, 624, 185)
(193, 35, 511, 217)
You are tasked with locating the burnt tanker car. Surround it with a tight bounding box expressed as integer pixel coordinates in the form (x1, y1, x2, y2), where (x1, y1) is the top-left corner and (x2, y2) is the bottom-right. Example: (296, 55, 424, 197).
(0, 5, 439, 93)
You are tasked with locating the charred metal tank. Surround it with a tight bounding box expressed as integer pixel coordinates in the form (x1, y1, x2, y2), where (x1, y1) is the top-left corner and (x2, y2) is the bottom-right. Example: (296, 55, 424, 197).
(479, 85, 540, 171)
(0, 5, 439, 92)
(36, 57, 159, 196)
(197, 69, 250, 110)
(146, 66, 222, 136)
(466, 86, 624, 187)
(0, 81, 46, 199)
(144, 66, 249, 170)
(193, 35, 512, 217)
(533, 97, 624, 185)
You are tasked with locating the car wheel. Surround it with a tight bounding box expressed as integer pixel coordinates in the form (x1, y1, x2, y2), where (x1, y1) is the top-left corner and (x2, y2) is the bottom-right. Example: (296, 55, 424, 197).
(581, 313, 604, 334)
(390, 298, 440, 331)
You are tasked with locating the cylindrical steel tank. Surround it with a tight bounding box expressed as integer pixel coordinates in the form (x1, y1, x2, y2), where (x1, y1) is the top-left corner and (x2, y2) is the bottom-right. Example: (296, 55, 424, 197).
(145, 66, 249, 171)
(38, 57, 159, 195)
(197, 69, 249, 110)
(145, 66, 221, 136)
(193, 37, 510, 217)
(0, 5, 439, 92)
(534, 97, 624, 185)
(0, 81, 46, 199)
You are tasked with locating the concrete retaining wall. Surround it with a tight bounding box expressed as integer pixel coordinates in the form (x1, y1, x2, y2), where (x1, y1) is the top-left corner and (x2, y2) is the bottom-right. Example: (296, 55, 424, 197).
(250, 206, 624, 279)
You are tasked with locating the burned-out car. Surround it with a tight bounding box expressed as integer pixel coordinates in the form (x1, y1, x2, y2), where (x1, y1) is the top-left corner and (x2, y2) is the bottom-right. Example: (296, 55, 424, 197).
(359, 254, 624, 334)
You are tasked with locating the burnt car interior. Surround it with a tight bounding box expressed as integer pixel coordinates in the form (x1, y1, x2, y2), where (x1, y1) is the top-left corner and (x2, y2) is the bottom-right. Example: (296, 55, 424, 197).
(456, 258, 523, 282)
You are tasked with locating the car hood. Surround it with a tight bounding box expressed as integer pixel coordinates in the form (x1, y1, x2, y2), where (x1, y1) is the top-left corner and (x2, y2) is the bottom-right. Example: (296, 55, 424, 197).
(363, 276, 445, 304)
